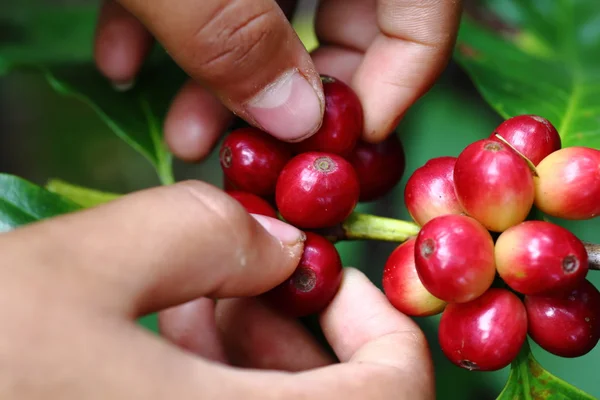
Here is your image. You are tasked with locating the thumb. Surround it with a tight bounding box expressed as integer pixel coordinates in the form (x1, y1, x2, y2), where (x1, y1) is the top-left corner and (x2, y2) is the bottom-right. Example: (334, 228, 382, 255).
(117, 0, 324, 142)
(4, 181, 305, 317)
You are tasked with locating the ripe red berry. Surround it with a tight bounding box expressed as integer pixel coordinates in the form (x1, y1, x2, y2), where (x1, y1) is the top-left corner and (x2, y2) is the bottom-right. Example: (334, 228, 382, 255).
(293, 75, 363, 157)
(439, 288, 528, 371)
(347, 135, 406, 202)
(534, 147, 600, 220)
(382, 238, 447, 317)
(525, 279, 600, 358)
(454, 139, 534, 232)
(262, 232, 343, 317)
(404, 156, 463, 226)
(490, 115, 561, 165)
(275, 152, 360, 229)
(219, 127, 292, 196)
(226, 191, 278, 219)
(495, 221, 588, 296)
(414, 214, 496, 303)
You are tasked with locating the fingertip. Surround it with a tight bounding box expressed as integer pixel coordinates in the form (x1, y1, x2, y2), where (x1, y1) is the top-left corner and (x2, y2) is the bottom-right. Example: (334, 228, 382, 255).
(361, 111, 405, 144)
(250, 214, 307, 250)
(310, 47, 362, 85)
(164, 80, 232, 162)
(319, 267, 425, 361)
(317, 267, 433, 397)
(94, 0, 153, 86)
(245, 68, 325, 143)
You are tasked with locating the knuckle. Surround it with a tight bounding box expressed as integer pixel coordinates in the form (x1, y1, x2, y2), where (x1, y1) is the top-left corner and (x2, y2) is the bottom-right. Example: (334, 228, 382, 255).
(174, 180, 259, 264)
(174, 180, 246, 227)
(187, 1, 280, 80)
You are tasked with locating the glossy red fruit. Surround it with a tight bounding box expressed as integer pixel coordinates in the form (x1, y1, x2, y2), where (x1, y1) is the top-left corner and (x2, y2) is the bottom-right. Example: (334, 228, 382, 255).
(490, 115, 561, 165)
(454, 139, 534, 232)
(348, 135, 406, 202)
(414, 214, 496, 303)
(439, 288, 528, 371)
(534, 147, 600, 220)
(382, 238, 447, 317)
(495, 221, 588, 296)
(219, 127, 292, 196)
(293, 75, 363, 157)
(262, 232, 343, 317)
(525, 279, 600, 358)
(404, 156, 463, 226)
(226, 191, 278, 218)
(275, 152, 360, 229)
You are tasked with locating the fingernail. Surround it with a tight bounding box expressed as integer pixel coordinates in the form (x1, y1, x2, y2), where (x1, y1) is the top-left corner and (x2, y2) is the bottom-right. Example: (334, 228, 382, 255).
(251, 214, 306, 246)
(112, 79, 135, 92)
(245, 69, 323, 142)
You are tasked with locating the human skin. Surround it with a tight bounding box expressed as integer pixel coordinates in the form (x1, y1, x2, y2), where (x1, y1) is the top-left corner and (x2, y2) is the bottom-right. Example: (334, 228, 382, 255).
(0, 181, 434, 399)
(93, 0, 463, 160)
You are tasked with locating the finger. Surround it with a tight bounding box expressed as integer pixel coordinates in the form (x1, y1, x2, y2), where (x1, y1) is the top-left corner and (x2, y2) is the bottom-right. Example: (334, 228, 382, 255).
(309, 47, 363, 85)
(117, 0, 324, 142)
(158, 298, 228, 363)
(316, 0, 379, 53)
(164, 0, 297, 162)
(311, 268, 435, 398)
(311, 0, 378, 84)
(3, 181, 306, 317)
(164, 80, 233, 162)
(94, 0, 154, 89)
(354, 0, 463, 142)
(214, 297, 335, 371)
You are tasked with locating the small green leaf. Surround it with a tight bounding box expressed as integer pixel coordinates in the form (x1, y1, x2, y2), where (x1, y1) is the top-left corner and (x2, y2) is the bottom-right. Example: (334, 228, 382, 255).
(497, 341, 595, 399)
(46, 179, 122, 208)
(0, 3, 96, 74)
(454, 0, 600, 149)
(0, 174, 81, 232)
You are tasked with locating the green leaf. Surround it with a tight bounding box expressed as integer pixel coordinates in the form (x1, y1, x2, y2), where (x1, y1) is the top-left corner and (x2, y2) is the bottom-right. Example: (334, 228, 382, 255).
(46, 179, 122, 208)
(2, 2, 185, 184)
(40, 52, 187, 185)
(454, 0, 600, 149)
(497, 341, 595, 399)
(0, 174, 81, 232)
(0, 3, 96, 75)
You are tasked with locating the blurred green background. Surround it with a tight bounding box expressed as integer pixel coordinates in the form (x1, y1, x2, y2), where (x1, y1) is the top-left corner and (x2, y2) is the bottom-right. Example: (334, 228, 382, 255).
(1, 1, 599, 399)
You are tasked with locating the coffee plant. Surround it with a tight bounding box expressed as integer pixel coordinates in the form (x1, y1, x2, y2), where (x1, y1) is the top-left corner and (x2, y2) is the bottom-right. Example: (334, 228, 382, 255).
(1, 1, 599, 398)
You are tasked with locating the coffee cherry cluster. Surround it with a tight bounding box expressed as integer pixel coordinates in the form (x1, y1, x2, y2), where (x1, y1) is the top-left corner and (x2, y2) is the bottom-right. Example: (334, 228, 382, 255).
(384, 114, 600, 371)
(219, 75, 406, 318)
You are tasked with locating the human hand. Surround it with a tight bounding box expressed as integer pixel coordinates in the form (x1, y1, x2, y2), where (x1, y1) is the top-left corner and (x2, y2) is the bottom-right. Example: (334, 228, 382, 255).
(0, 181, 434, 399)
(93, 0, 462, 161)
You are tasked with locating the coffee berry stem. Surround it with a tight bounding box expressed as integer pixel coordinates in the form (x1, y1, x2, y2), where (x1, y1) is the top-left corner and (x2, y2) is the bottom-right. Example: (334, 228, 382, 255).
(313, 212, 421, 243)
(317, 212, 600, 272)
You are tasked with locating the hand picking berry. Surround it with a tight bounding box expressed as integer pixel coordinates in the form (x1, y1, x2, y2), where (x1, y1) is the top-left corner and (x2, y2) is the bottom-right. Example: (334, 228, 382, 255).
(262, 232, 343, 317)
